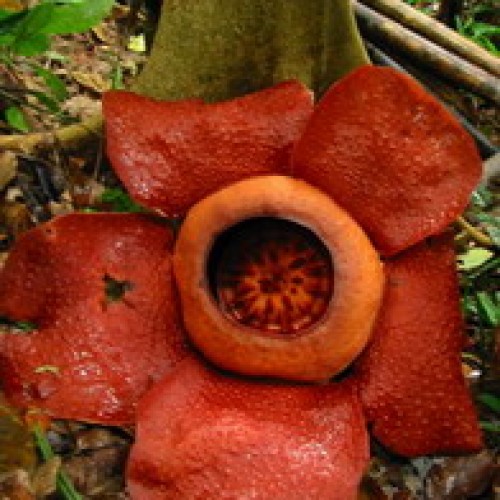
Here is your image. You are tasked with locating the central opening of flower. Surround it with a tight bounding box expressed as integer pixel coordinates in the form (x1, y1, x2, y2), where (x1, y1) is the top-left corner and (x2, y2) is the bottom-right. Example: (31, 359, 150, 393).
(208, 218, 333, 335)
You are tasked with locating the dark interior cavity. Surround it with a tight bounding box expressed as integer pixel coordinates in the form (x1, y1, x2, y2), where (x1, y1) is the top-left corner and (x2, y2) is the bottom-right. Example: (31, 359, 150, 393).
(208, 217, 333, 336)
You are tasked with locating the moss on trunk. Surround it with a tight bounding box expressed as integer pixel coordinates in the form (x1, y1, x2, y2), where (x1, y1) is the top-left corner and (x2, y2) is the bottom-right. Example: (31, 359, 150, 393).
(134, 0, 369, 101)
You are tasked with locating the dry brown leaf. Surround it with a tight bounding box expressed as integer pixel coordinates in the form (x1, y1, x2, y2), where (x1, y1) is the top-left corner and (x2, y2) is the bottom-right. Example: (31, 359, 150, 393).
(0, 469, 34, 500)
(425, 451, 497, 499)
(0, 152, 17, 191)
(0, 0, 23, 10)
(71, 71, 110, 94)
(0, 400, 37, 476)
(92, 22, 119, 45)
(31, 457, 60, 498)
(0, 201, 33, 238)
(62, 94, 102, 121)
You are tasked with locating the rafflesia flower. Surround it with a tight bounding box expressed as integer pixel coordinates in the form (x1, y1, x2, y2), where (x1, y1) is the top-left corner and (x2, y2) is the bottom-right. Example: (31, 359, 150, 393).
(0, 66, 483, 499)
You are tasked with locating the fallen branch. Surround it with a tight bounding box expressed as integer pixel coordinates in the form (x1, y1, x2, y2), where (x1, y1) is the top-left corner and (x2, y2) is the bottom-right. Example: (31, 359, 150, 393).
(357, 0, 500, 77)
(0, 113, 103, 154)
(355, 3, 500, 105)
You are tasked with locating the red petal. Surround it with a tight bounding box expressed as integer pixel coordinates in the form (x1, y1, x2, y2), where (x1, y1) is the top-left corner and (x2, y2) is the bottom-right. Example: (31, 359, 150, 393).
(0, 214, 188, 425)
(292, 66, 482, 256)
(103, 82, 313, 217)
(354, 234, 482, 456)
(127, 357, 369, 499)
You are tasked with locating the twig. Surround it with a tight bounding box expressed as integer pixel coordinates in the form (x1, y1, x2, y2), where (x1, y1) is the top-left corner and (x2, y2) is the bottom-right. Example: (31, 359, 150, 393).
(355, 3, 500, 104)
(357, 0, 500, 77)
(456, 216, 494, 247)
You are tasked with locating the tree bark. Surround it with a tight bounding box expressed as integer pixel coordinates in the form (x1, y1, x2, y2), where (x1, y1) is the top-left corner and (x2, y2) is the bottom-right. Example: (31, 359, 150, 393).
(133, 0, 369, 102)
(0, 0, 370, 152)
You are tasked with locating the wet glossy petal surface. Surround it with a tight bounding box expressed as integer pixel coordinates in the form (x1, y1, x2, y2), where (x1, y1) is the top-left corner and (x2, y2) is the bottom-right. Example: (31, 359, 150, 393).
(127, 357, 369, 500)
(293, 66, 482, 256)
(0, 214, 188, 424)
(104, 81, 313, 217)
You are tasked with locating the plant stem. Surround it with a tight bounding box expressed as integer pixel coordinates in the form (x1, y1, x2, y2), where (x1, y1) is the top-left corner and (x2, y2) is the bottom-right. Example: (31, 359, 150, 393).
(32, 424, 82, 500)
(457, 216, 494, 247)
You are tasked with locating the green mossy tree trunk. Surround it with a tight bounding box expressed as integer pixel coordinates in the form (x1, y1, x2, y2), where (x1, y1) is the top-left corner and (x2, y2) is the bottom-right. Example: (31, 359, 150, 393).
(134, 0, 369, 102)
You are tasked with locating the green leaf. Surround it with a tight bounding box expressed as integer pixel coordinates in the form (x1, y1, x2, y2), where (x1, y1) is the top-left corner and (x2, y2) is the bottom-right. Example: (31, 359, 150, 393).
(100, 188, 144, 213)
(461, 294, 478, 316)
(470, 23, 500, 37)
(14, 321, 37, 332)
(0, 33, 15, 48)
(128, 34, 146, 53)
(32, 65, 68, 101)
(10, 4, 54, 55)
(478, 393, 500, 413)
(470, 187, 493, 209)
(480, 38, 499, 55)
(40, 0, 115, 35)
(0, 8, 27, 50)
(457, 247, 493, 271)
(480, 421, 500, 433)
(45, 50, 68, 62)
(476, 213, 500, 247)
(32, 90, 60, 113)
(0, 319, 37, 334)
(0, 9, 28, 35)
(4, 105, 30, 132)
(15, 3, 54, 33)
(476, 291, 500, 327)
(12, 31, 50, 55)
(41, 0, 87, 4)
(110, 64, 124, 90)
(467, 255, 500, 280)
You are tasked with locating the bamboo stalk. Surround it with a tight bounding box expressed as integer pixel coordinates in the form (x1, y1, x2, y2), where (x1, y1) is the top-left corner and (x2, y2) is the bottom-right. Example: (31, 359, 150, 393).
(357, 0, 500, 77)
(355, 3, 500, 104)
